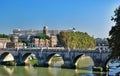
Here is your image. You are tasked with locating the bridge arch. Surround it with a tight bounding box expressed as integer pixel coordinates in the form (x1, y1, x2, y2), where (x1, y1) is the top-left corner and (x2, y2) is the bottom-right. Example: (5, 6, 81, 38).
(73, 54, 94, 68)
(22, 53, 32, 62)
(104, 56, 113, 70)
(22, 53, 38, 65)
(46, 53, 64, 67)
(0, 52, 14, 62)
(73, 54, 84, 64)
(46, 53, 56, 62)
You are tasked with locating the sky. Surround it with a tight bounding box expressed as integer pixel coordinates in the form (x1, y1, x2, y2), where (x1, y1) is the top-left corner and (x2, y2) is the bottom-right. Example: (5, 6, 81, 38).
(0, 0, 119, 38)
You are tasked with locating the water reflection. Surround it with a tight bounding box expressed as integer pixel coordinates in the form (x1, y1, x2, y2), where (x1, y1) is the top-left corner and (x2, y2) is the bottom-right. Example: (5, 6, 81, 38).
(75, 69, 93, 76)
(0, 65, 109, 76)
(107, 60, 120, 76)
(3, 66, 14, 76)
(48, 67, 61, 76)
(0, 57, 120, 76)
(24, 65, 37, 76)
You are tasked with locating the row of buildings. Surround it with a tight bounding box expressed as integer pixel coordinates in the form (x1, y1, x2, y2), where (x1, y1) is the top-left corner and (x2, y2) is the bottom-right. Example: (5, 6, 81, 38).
(0, 26, 75, 49)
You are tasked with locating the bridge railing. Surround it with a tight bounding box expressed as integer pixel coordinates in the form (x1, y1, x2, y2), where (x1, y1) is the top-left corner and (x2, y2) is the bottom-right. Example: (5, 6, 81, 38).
(0, 48, 111, 54)
(0, 48, 17, 51)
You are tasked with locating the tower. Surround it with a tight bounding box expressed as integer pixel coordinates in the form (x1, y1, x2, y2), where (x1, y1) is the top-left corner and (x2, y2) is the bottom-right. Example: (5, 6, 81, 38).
(43, 26, 50, 36)
(10, 35, 19, 43)
(43, 26, 48, 34)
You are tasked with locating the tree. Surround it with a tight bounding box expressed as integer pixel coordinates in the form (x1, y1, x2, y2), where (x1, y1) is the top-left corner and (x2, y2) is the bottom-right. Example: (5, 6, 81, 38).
(108, 6, 120, 59)
(35, 34, 50, 40)
(57, 31, 95, 50)
(0, 34, 9, 38)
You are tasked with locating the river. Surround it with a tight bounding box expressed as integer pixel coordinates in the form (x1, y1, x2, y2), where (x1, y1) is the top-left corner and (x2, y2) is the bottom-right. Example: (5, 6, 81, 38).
(0, 65, 120, 76)
(0, 56, 119, 76)
(108, 62, 120, 76)
(0, 65, 105, 76)
(0, 66, 120, 76)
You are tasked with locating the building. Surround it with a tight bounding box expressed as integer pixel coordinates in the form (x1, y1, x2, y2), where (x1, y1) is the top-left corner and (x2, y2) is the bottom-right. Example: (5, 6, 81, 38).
(50, 36, 57, 47)
(0, 35, 24, 49)
(11, 26, 75, 47)
(12, 26, 75, 36)
(10, 35, 19, 43)
(0, 26, 75, 48)
(32, 38, 50, 47)
(0, 38, 11, 48)
(6, 42, 23, 48)
(6, 35, 24, 48)
(43, 26, 50, 36)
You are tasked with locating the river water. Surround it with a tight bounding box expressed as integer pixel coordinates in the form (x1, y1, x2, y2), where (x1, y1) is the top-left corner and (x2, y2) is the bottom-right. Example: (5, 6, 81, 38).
(0, 65, 119, 76)
(0, 66, 120, 76)
(0, 66, 105, 76)
(0, 56, 119, 76)
(108, 62, 120, 76)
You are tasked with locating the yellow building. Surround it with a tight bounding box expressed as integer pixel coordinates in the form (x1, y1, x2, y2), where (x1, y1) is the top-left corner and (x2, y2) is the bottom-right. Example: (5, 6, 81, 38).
(32, 36, 57, 47)
(0, 38, 11, 48)
(32, 38, 50, 47)
(0, 35, 24, 49)
(50, 36, 57, 47)
(6, 42, 23, 48)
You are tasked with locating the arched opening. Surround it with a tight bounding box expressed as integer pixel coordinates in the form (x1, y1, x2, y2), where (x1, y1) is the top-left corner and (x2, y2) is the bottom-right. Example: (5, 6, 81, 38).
(0, 52, 15, 65)
(22, 53, 38, 66)
(47, 53, 64, 67)
(105, 57, 120, 73)
(74, 54, 94, 69)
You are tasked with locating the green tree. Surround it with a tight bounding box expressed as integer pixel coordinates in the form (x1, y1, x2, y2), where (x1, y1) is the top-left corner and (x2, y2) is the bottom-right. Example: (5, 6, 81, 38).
(57, 31, 95, 50)
(0, 34, 9, 38)
(35, 34, 50, 40)
(108, 6, 120, 59)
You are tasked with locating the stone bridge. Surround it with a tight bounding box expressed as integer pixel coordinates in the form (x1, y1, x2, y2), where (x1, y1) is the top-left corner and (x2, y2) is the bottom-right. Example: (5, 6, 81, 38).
(0, 48, 111, 71)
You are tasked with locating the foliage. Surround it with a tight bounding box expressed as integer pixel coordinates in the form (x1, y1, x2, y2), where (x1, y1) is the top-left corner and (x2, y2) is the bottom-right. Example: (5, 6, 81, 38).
(35, 34, 50, 40)
(93, 66, 103, 72)
(28, 59, 38, 65)
(18, 39, 31, 46)
(18, 39, 23, 43)
(0, 34, 9, 38)
(57, 31, 95, 50)
(108, 6, 120, 59)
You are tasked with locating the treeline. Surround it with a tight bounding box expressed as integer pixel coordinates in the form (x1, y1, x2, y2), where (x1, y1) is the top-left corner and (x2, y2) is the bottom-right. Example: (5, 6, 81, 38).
(0, 34, 9, 38)
(57, 32, 95, 50)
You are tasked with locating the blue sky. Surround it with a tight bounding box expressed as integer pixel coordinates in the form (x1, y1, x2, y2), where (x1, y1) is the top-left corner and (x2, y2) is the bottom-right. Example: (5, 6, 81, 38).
(0, 0, 119, 38)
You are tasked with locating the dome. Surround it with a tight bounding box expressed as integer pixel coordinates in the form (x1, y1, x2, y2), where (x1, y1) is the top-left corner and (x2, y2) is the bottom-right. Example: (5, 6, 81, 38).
(44, 26, 48, 29)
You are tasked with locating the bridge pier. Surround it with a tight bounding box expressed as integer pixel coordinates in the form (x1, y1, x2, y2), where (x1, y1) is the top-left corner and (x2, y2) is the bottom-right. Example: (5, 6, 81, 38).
(38, 60, 49, 67)
(61, 55, 75, 69)
(93, 59, 108, 72)
(38, 55, 49, 67)
(61, 62, 75, 69)
(15, 52, 25, 66)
